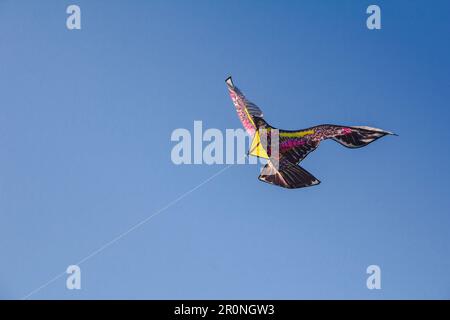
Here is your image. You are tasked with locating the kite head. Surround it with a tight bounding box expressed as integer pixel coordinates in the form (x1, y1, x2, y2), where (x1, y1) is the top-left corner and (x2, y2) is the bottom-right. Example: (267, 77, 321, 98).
(254, 117, 269, 129)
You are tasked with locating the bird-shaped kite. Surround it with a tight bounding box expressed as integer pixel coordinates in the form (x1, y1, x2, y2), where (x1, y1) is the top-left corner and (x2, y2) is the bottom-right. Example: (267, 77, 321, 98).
(225, 77, 395, 189)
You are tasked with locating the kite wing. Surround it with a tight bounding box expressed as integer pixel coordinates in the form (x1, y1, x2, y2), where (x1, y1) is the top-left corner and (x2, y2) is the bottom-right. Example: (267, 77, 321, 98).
(332, 126, 394, 148)
(225, 76, 264, 137)
(279, 135, 320, 164)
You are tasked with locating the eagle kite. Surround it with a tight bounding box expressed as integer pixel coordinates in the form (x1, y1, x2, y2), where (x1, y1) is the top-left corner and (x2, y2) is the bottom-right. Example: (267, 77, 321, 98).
(225, 76, 395, 189)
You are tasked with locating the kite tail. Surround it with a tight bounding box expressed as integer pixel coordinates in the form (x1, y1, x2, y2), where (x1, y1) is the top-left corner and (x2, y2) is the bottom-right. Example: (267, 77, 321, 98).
(331, 126, 396, 149)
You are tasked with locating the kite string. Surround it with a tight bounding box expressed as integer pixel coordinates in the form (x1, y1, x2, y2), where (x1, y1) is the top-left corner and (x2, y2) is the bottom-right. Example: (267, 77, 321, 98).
(21, 162, 237, 299)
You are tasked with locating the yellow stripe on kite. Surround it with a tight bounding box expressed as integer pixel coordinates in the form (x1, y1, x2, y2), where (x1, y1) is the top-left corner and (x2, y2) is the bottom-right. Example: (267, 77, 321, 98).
(249, 130, 270, 159)
(280, 130, 314, 138)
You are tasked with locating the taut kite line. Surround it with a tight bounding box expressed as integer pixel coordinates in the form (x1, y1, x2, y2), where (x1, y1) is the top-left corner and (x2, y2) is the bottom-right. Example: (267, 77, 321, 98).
(225, 77, 395, 189)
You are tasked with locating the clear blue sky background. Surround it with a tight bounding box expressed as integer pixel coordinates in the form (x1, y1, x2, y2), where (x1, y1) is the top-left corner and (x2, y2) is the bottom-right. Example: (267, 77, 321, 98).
(1, 0, 449, 299)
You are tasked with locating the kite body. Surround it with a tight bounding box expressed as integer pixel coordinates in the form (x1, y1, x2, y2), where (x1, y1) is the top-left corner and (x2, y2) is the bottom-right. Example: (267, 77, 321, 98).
(225, 77, 395, 189)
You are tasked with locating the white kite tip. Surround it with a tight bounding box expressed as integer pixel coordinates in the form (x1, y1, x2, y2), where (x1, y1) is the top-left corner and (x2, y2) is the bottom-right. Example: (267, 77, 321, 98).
(225, 76, 233, 87)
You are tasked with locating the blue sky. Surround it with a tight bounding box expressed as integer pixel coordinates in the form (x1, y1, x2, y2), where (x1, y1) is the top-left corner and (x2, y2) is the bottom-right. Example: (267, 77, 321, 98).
(1, 0, 450, 299)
